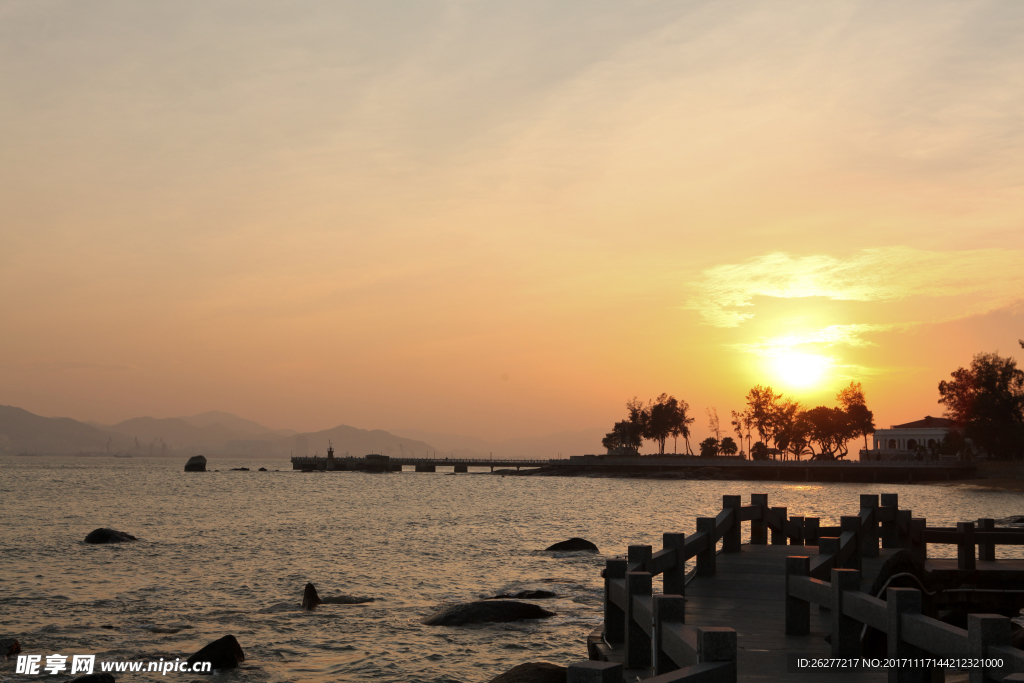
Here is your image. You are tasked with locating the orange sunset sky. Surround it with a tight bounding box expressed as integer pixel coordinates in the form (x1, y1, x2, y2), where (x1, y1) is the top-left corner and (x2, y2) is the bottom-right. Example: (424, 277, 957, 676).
(2, 2, 1023, 444)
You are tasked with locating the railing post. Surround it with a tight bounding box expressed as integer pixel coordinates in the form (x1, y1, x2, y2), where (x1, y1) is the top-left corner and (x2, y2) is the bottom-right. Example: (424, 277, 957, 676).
(697, 626, 737, 680)
(886, 587, 928, 683)
(830, 568, 861, 657)
(624, 571, 652, 669)
(804, 517, 820, 546)
(628, 544, 652, 570)
(750, 494, 768, 545)
(977, 518, 995, 561)
(957, 522, 976, 571)
(840, 516, 862, 571)
(786, 556, 811, 635)
(770, 507, 787, 545)
(663, 533, 686, 595)
(896, 509, 913, 549)
(789, 516, 804, 546)
(604, 558, 627, 644)
(860, 494, 879, 558)
(653, 594, 685, 675)
(722, 495, 741, 552)
(696, 517, 716, 576)
(910, 518, 927, 563)
(880, 493, 900, 548)
(967, 614, 1010, 683)
(567, 661, 623, 683)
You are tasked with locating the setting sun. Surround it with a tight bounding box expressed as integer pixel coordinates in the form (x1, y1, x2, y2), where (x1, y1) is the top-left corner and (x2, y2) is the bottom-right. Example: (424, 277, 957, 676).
(770, 352, 832, 389)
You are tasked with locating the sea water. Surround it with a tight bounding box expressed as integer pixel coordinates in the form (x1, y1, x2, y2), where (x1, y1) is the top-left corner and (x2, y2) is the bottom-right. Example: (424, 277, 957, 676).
(1, 456, 1021, 682)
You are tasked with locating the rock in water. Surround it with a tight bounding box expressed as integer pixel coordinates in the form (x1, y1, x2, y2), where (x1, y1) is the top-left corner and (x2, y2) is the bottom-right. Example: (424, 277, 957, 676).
(1, 637, 21, 659)
(69, 674, 116, 683)
(489, 662, 566, 683)
(544, 538, 598, 552)
(302, 583, 322, 610)
(258, 467, 267, 471)
(186, 635, 244, 671)
(84, 528, 136, 544)
(423, 601, 554, 626)
(321, 595, 375, 604)
(184, 455, 207, 472)
(487, 590, 557, 600)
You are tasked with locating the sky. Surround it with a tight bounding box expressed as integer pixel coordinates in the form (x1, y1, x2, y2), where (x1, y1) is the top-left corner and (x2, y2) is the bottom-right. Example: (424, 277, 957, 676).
(2, 1, 1023, 444)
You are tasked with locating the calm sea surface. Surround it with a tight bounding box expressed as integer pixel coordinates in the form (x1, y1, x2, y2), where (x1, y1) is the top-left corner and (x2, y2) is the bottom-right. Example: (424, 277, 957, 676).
(2, 456, 1022, 682)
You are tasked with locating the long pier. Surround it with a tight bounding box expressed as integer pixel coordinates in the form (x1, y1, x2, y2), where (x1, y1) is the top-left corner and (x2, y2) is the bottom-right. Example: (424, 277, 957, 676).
(289, 454, 976, 482)
(568, 493, 1024, 682)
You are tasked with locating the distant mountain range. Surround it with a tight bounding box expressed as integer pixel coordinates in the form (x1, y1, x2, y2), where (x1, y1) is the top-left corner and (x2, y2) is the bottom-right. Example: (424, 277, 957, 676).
(0, 404, 602, 459)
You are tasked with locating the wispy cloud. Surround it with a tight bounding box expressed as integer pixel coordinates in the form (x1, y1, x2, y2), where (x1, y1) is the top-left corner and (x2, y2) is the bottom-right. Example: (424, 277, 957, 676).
(730, 323, 894, 356)
(688, 247, 1024, 328)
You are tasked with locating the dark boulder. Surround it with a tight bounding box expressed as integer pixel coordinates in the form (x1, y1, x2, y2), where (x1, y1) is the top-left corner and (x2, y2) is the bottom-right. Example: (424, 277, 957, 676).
(489, 662, 566, 683)
(258, 467, 267, 472)
(423, 601, 554, 626)
(185, 635, 244, 671)
(184, 455, 207, 472)
(302, 583, 322, 610)
(84, 528, 136, 544)
(69, 674, 116, 683)
(229, 468, 250, 471)
(1, 637, 20, 659)
(544, 538, 598, 552)
(322, 595, 375, 604)
(487, 590, 557, 600)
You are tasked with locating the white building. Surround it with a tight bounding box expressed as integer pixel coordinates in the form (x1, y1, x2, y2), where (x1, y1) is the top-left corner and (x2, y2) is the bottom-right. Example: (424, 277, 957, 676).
(865, 416, 952, 460)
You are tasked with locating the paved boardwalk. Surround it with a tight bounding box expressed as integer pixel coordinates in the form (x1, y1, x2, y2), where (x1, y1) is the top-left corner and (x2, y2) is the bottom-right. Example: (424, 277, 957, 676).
(676, 544, 891, 682)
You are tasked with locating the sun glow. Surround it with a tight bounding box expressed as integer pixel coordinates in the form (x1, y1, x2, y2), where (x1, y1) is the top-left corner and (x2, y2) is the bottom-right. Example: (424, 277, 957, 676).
(770, 352, 832, 389)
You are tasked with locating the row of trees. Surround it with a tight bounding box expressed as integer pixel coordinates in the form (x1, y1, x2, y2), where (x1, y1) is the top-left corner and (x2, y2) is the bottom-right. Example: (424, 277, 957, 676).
(937, 342, 1024, 460)
(601, 394, 696, 455)
(604, 381, 876, 461)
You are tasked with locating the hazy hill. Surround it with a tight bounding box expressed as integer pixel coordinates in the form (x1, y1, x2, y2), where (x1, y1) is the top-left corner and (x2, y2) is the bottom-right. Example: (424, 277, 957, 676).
(389, 427, 606, 459)
(0, 405, 131, 454)
(100, 416, 280, 452)
(181, 410, 296, 437)
(284, 424, 438, 458)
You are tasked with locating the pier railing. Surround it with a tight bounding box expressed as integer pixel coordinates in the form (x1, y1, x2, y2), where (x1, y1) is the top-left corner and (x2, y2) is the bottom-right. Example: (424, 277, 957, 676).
(571, 492, 1024, 683)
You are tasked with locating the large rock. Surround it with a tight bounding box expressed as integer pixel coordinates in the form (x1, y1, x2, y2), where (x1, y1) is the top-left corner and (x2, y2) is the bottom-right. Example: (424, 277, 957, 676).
(186, 635, 244, 671)
(1, 637, 20, 659)
(302, 583, 322, 610)
(322, 595, 375, 604)
(487, 590, 557, 600)
(423, 601, 554, 626)
(69, 674, 116, 683)
(184, 455, 207, 472)
(489, 662, 566, 683)
(544, 538, 598, 552)
(84, 528, 136, 544)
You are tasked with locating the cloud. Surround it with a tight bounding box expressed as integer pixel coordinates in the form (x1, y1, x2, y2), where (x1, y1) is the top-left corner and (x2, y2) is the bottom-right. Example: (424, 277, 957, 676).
(688, 247, 1024, 328)
(729, 324, 894, 356)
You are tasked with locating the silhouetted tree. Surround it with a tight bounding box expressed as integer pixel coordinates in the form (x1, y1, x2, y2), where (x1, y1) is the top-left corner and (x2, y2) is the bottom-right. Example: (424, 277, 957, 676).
(837, 381, 875, 453)
(803, 406, 857, 460)
(745, 386, 783, 457)
(719, 436, 738, 456)
(706, 407, 721, 441)
(646, 394, 678, 455)
(938, 351, 1024, 459)
(731, 409, 753, 456)
(699, 437, 719, 457)
(669, 397, 695, 455)
(750, 441, 769, 461)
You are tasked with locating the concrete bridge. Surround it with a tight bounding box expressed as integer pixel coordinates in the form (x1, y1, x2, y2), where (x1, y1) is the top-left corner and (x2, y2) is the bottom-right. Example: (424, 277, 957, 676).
(289, 453, 977, 482)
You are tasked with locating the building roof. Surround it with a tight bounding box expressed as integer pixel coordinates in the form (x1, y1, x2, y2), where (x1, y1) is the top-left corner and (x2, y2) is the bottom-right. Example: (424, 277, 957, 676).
(891, 415, 953, 429)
